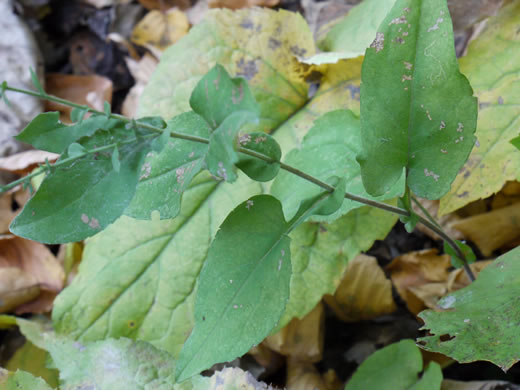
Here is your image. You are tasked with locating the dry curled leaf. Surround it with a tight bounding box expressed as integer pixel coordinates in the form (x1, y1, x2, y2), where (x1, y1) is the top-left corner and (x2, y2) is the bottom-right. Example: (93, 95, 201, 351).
(122, 53, 159, 117)
(287, 359, 342, 390)
(451, 202, 520, 256)
(411, 198, 463, 241)
(264, 302, 324, 363)
(0, 235, 64, 314)
(0, 150, 59, 176)
(324, 254, 396, 322)
(45, 74, 113, 123)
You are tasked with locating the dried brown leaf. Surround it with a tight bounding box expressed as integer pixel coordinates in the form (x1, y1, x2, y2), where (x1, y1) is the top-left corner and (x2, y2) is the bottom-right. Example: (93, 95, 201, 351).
(451, 202, 520, 256)
(263, 302, 324, 363)
(44, 74, 113, 123)
(208, 0, 278, 10)
(0, 235, 64, 314)
(324, 254, 396, 322)
(0, 150, 59, 176)
(287, 359, 341, 390)
(122, 53, 159, 117)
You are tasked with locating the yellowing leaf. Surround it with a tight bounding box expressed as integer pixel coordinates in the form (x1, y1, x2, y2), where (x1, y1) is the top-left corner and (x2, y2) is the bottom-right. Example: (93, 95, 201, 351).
(264, 302, 324, 363)
(138, 8, 315, 131)
(131, 9, 190, 53)
(439, 1, 520, 215)
(208, 0, 279, 10)
(287, 359, 341, 390)
(324, 254, 396, 322)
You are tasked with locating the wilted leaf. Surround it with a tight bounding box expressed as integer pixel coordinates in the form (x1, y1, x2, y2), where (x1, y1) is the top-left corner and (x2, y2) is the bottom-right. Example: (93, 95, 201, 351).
(345, 340, 442, 390)
(0, 369, 53, 390)
(264, 302, 324, 363)
(439, 1, 520, 215)
(138, 8, 315, 131)
(450, 202, 520, 256)
(0, 235, 64, 314)
(131, 9, 189, 52)
(318, 0, 397, 57)
(0, 151, 59, 176)
(272, 110, 403, 223)
(11, 126, 154, 243)
(44, 74, 113, 123)
(357, 0, 477, 200)
(324, 254, 396, 322)
(419, 246, 520, 370)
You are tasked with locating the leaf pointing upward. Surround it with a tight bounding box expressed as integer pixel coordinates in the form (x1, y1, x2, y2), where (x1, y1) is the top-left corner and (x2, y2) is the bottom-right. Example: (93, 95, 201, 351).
(357, 0, 477, 200)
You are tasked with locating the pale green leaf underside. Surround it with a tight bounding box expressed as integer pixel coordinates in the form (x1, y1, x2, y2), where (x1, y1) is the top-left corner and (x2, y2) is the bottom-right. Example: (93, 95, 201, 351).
(271, 109, 404, 223)
(345, 339, 442, 390)
(418, 246, 520, 371)
(357, 0, 477, 200)
(439, 1, 520, 215)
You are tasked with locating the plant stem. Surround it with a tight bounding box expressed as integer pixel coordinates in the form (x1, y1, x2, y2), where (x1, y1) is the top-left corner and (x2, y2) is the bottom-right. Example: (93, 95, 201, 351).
(1, 84, 476, 281)
(411, 195, 442, 230)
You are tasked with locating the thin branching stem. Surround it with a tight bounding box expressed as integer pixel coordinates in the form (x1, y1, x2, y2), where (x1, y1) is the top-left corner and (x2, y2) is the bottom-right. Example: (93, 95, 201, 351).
(1, 84, 476, 281)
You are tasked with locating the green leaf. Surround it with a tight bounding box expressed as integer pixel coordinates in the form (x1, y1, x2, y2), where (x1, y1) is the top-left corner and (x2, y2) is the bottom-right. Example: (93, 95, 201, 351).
(6, 342, 59, 389)
(443, 240, 476, 269)
(345, 339, 442, 390)
(510, 135, 520, 151)
(236, 133, 281, 182)
(271, 110, 404, 223)
(70, 107, 88, 124)
(67, 142, 87, 158)
(53, 172, 261, 358)
(206, 111, 258, 183)
(124, 111, 211, 220)
(138, 8, 315, 131)
(318, 0, 397, 57)
(357, 0, 477, 200)
(418, 246, 520, 370)
(47, 338, 207, 390)
(0, 370, 54, 390)
(190, 64, 259, 130)
(438, 1, 520, 215)
(176, 194, 336, 381)
(10, 126, 154, 243)
(275, 203, 397, 330)
(16, 112, 123, 154)
(112, 145, 120, 173)
(104, 101, 111, 116)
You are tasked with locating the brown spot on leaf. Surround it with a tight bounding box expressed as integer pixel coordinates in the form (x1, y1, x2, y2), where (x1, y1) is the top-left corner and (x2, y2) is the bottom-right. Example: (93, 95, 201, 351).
(236, 58, 258, 81)
(370, 32, 384, 52)
(89, 217, 100, 229)
(268, 37, 281, 50)
(240, 19, 254, 29)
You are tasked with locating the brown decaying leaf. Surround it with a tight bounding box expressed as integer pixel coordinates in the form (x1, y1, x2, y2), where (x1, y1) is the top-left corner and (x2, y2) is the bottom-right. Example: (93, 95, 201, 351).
(131, 9, 189, 53)
(324, 254, 396, 322)
(0, 235, 65, 314)
(263, 302, 324, 363)
(122, 53, 159, 118)
(45, 74, 113, 123)
(0, 150, 59, 176)
(287, 359, 342, 390)
(248, 344, 284, 377)
(83, 0, 132, 8)
(208, 0, 278, 10)
(387, 249, 492, 315)
(0, 190, 20, 234)
(139, 0, 191, 10)
(451, 201, 520, 257)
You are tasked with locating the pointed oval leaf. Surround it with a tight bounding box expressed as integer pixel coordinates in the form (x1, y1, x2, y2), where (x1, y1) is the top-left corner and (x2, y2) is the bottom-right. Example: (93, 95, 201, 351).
(0, 370, 53, 390)
(357, 0, 477, 200)
(10, 127, 153, 243)
(418, 246, 520, 371)
(175, 195, 292, 381)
